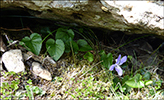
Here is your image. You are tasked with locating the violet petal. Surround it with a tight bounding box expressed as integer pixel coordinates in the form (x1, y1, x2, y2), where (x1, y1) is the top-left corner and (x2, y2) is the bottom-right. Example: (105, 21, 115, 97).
(119, 56, 127, 65)
(115, 65, 123, 76)
(109, 64, 116, 71)
(116, 54, 121, 64)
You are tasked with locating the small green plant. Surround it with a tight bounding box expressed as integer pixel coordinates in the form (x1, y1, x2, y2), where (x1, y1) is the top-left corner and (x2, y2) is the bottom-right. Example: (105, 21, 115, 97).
(21, 33, 42, 55)
(77, 39, 92, 52)
(99, 50, 113, 70)
(55, 28, 75, 53)
(0, 71, 45, 99)
(1, 71, 21, 99)
(125, 73, 153, 88)
(104, 53, 163, 98)
(25, 79, 46, 100)
(46, 39, 65, 61)
(111, 72, 162, 97)
(55, 28, 92, 54)
(21, 27, 93, 61)
(1, 78, 20, 99)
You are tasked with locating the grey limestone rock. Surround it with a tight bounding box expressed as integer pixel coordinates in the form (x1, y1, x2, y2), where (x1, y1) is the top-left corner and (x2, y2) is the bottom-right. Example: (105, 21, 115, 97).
(1, 0, 163, 38)
(32, 62, 52, 81)
(2, 49, 25, 73)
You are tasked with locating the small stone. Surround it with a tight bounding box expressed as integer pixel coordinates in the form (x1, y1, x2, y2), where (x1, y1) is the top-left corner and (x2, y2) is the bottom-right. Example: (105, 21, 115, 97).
(2, 49, 25, 73)
(44, 55, 56, 65)
(32, 62, 52, 81)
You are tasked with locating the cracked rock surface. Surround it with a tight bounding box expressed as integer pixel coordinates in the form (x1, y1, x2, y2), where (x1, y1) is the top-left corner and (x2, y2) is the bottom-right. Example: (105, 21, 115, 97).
(1, 0, 163, 38)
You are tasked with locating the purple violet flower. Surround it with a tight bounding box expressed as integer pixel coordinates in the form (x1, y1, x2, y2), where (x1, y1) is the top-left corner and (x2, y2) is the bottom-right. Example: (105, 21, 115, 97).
(109, 54, 127, 76)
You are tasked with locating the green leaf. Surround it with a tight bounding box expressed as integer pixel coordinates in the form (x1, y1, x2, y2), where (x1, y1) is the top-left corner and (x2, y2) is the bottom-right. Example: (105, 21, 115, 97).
(134, 73, 142, 81)
(67, 29, 74, 38)
(145, 80, 153, 86)
(25, 85, 34, 100)
(55, 28, 74, 53)
(106, 53, 113, 66)
(122, 75, 130, 84)
(46, 39, 65, 61)
(22, 33, 42, 55)
(77, 39, 92, 52)
(128, 55, 133, 61)
(32, 86, 40, 94)
(83, 52, 94, 62)
(154, 81, 162, 90)
(125, 74, 144, 88)
(77, 39, 88, 46)
(71, 40, 79, 54)
(100, 50, 113, 69)
(55, 28, 74, 42)
(143, 72, 151, 80)
(99, 50, 105, 55)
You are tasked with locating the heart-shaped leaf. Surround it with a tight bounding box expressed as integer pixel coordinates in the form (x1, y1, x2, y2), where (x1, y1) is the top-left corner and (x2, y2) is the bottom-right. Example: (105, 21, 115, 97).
(143, 72, 151, 80)
(55, 28, 75, 53)
(46, 39, 65, 61)
(55, 28, 74, 43)
(22, 33, 42, 55)
(77, 39, 92, 52)
(125, 74, 145, 88)
(99, 50, 113, 69)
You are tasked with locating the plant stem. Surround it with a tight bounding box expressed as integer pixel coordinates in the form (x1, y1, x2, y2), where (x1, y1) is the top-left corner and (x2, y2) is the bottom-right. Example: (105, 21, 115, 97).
(41, 30, 57, 43)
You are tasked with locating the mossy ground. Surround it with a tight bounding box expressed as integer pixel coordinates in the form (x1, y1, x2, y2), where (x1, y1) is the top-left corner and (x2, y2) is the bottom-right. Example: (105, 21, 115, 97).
(1, 45, 164, 99)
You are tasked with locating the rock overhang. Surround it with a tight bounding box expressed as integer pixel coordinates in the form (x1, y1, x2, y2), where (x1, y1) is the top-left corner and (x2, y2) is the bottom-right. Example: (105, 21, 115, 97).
(0, 0, 164, 39)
